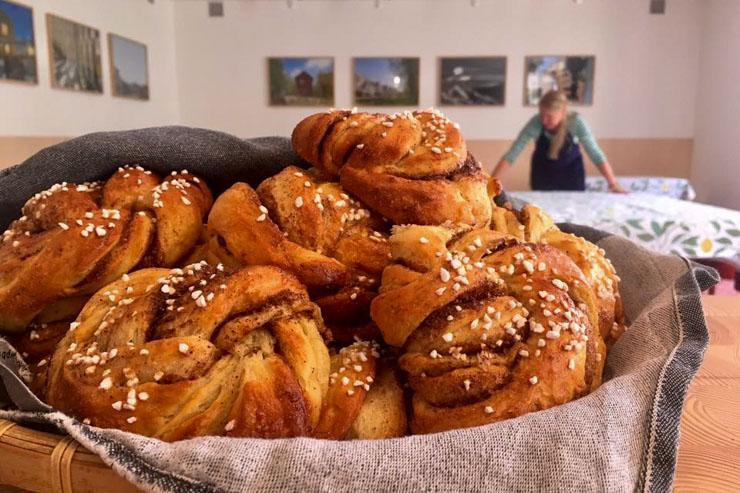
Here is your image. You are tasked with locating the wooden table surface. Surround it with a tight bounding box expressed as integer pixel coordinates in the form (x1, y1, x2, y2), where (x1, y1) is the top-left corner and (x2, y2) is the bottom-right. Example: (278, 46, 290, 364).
(674, 295, 740, 492)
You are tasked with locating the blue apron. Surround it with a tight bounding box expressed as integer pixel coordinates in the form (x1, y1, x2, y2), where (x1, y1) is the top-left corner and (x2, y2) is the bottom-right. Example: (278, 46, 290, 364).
(530, 128, 586, 191)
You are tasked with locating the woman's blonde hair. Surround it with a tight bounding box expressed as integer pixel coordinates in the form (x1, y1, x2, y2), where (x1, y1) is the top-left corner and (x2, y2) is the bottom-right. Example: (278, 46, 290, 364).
(539, 90, 570, 160)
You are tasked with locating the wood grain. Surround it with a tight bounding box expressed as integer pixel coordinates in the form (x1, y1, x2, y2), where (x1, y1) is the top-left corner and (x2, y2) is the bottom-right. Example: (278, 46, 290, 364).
(674, 295, 740, 492)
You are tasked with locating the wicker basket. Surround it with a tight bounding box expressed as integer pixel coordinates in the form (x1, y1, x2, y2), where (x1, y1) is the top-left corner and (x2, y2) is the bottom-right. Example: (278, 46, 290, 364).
(0, 419, 137, 492)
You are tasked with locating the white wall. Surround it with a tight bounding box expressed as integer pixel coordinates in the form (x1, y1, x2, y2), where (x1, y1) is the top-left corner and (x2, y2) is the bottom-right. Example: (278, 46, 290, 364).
(0, 0, 179, 136)
(172, 0, 704, 140)
(691, 0, 740, 210)
(5, 0, 737, 209)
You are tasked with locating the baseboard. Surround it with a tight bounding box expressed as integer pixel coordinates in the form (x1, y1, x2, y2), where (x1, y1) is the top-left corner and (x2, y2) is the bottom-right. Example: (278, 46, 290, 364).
(1, 136, 693, 193)
(0, 136, 69, 169)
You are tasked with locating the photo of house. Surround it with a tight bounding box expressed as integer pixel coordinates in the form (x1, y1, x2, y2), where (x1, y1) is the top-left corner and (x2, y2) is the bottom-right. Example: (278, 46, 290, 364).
(268, 57, 334, 106)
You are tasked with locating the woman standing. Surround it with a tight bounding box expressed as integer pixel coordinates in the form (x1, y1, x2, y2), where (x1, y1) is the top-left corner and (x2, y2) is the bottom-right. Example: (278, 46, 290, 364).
(492, 90, 625, 192)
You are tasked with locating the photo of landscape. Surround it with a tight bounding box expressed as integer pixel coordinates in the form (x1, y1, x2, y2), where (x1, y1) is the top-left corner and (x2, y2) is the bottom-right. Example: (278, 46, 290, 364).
(354, 57, 419, 106)
(109, 33, 148, 100)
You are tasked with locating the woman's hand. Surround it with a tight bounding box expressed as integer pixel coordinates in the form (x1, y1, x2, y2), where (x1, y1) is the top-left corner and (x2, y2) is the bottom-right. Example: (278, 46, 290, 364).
(597, 162, 627, 193)
(608, 181, 627, 194)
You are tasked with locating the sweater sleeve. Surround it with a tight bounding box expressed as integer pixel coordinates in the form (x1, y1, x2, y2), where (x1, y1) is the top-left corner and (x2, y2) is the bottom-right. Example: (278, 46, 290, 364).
(502, 115, 542, 164)
(570, 114, 607, 166)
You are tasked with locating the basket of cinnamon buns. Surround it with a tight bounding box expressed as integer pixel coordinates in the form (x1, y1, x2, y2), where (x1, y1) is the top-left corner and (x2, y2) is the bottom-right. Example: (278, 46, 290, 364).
(0, 109, 638, 492)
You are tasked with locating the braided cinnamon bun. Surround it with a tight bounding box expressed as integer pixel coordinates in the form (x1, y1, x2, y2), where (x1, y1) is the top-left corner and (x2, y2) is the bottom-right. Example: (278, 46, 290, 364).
(292, 109, 492, 227)
(46, 262, 331, 440)
(488, 197, 626, 345)
(370, 224, 607, 434)
(0, 167, 212, 335)
(192, 166, 391, 342)
(312, 341, 407, 440)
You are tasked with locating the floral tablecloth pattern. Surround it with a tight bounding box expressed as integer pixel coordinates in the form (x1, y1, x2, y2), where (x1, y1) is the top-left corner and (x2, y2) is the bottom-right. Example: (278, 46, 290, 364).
(585, 176, 696, 200)
(510, 192, 740, 258)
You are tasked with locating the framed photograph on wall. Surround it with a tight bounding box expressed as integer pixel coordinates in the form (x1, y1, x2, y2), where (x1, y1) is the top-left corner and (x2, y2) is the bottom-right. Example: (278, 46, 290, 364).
(0, 0, 37, 84)
(109, 33, 149, 100)
(268, 57, 334, 106)
(524, 55, 595, 106)
(439, 56, 506, 106)
(46, 13, 102, 93)
(353, 57, 419, 106)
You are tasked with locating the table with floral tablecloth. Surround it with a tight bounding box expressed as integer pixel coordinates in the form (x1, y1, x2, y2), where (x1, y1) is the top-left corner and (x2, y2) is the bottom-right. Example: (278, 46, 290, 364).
(585, 176, 696, 200)
(510, 192, 740, 258)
